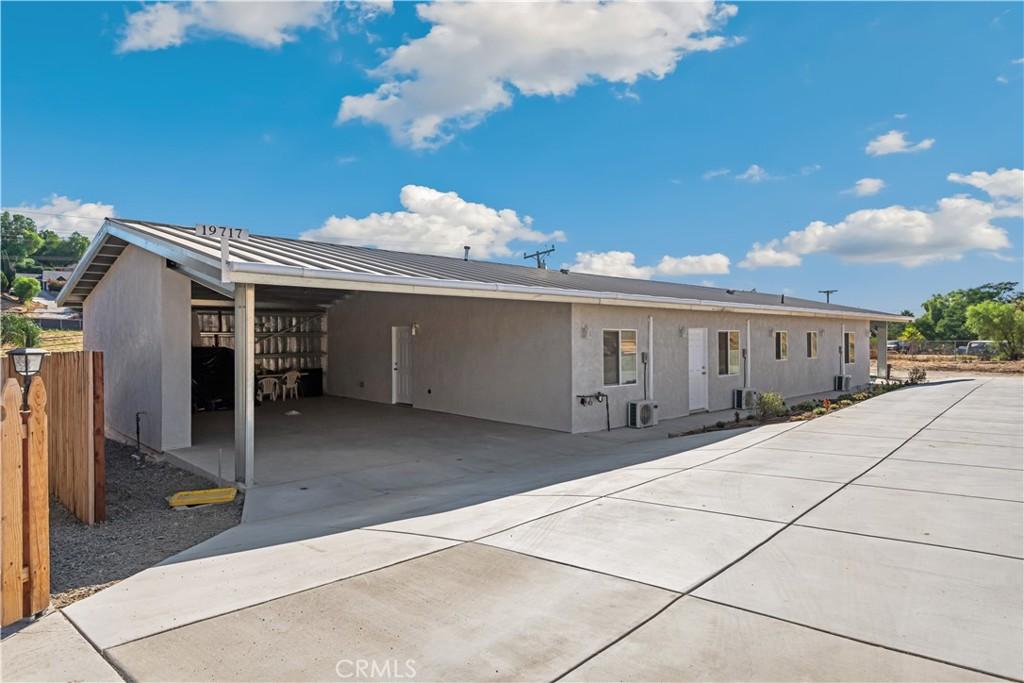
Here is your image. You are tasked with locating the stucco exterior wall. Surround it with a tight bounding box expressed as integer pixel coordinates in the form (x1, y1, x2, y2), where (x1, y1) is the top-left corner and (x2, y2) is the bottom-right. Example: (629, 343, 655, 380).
(571, 304, 871, 432)
(83, 245, 192, 451)
(326, 292, 572, 431)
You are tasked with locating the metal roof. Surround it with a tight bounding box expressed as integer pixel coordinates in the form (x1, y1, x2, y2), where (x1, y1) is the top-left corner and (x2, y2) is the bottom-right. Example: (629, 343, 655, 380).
(59, 218, 907, 321)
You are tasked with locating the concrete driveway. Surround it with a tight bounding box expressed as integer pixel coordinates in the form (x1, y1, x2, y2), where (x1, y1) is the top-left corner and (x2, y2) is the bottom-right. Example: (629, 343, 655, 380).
(7, 377, 1023, 682)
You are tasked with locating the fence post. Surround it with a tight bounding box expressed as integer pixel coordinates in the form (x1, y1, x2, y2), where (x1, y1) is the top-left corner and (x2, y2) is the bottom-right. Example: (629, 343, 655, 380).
(92, 352, 105, 523)
(25, 379, 49, 616)
(1, 379, 25, 626)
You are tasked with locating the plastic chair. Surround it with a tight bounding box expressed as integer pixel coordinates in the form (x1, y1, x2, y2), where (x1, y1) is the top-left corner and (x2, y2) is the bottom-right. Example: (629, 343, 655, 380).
(281, 370, 301, 400)
(257, 377, 279, 402)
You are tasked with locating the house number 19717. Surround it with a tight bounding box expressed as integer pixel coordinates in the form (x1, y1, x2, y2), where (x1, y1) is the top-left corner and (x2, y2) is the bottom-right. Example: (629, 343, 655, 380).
(194, 224, 250, 240)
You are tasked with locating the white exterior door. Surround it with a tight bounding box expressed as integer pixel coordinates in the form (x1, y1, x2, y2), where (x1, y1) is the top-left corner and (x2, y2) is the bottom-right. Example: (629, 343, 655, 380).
(688, 327, 708, 412)
(391, 326, 413, 405)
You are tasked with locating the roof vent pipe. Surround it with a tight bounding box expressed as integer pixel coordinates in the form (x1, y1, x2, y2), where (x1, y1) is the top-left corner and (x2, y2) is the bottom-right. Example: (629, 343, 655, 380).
(463, 246, 470, 261)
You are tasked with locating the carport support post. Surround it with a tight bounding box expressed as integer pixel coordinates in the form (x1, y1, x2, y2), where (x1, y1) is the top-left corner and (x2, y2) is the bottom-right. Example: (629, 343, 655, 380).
(234, 283, 255, 488)
(876, 321, 888, 380)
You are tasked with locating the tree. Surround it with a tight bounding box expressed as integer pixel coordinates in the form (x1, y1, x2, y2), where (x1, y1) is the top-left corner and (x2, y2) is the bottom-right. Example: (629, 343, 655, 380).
(899, 323, 926, 341)
(0, 272, 8, 292)
(1, 212, 43, 275)
(11, 276, 40, 302)
(915, 282, 1020, 340)
(966, 300, 1024, 360)
(0, 313, 42, 347)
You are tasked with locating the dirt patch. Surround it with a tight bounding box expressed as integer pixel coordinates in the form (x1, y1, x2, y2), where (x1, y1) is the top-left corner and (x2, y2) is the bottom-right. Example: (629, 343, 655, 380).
(50, 439, 241, 608)
(876, 355, 1023, 375)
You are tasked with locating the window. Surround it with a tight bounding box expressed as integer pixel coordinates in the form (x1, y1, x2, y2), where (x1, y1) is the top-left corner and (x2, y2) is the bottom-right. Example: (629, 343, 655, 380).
(844, 331, 855, 364)
(603, 329, 638, 386)
(806, 331, 818, 359)
(775, 331, 788, 361)
(717, 330, 741, 375)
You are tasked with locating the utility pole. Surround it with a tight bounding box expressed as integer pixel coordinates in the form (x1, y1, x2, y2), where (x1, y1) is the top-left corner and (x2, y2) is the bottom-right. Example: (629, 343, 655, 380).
(819, 289, 838, 304)
(523, 245, 556, 269)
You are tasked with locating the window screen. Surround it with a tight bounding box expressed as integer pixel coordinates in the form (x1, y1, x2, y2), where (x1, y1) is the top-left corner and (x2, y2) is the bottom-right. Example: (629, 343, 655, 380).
(844, 332, 855, 364)
(603, 330, 638, 386)
(718, 331, 740, 375)
(807, 331, 818, 359)
(775, 331, 788, 360)
(603, 330, 619, 385)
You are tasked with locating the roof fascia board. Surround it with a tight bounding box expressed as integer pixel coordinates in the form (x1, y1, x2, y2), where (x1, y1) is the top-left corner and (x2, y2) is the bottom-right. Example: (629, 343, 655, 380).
(56, 223, 116, 306)
(228, 262, 910, 322)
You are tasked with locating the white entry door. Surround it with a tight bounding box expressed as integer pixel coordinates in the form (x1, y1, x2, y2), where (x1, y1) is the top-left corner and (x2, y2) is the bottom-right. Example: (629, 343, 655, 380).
(391, 326, 413, 405)
(688, 327, 708, 412)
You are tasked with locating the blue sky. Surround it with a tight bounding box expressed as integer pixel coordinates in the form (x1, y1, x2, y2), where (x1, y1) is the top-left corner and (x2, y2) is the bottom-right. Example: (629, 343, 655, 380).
(2, 1, 1022, 313)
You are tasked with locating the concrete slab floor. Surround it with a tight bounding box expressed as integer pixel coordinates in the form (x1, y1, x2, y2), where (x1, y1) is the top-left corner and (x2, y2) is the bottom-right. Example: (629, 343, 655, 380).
(42, 375, 1024, 683)
(481, 497, 782, 592)
(799, 484, 1024, 557)
(64, 528, 457, 650)
(612, 468, 841, 523)
(855, 457, 1024, 502)
(563, 597, 997, 682)
(106, 543, 675, 683)
(1, 611, 123, 683)
(891, 439, 1024, 470)
(700, 447, 878, 483)
(694, 525, 1024, 680)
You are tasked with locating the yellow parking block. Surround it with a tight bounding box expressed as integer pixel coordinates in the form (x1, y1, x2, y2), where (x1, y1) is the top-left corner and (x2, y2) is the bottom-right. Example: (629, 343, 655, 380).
(167, 487, 237, 507)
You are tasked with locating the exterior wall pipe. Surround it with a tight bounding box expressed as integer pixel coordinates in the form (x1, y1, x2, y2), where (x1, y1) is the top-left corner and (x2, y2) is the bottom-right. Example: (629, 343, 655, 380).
(648, 315, 654, 400)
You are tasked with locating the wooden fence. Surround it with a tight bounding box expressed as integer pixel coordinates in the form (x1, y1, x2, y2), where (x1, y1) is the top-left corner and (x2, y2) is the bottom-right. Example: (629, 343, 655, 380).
(3, 351, 104, 524)
(1, 377, 49, 626)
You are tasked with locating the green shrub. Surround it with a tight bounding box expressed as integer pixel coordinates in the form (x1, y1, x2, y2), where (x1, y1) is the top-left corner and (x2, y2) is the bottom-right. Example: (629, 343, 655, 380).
(0, 313, 42, 346)
(793, 400, 817, 412)
(838, 399, 853, 407)
(907, 367, 927, 384)
(0, 272, 8, 292)
(11, 276, 40, 302)
(812, 406, 827, 416)
(715, 420, 725, 429)
(852, 392, 870, 401)
(756, 391, 787, 420)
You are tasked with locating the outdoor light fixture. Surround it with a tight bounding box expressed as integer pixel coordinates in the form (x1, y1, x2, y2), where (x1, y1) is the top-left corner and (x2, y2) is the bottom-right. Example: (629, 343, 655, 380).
(678, 326, 686, 338)
(9, 347, 49, 411)
(581, 324, 589, 339)
(411, 323, 420, 336)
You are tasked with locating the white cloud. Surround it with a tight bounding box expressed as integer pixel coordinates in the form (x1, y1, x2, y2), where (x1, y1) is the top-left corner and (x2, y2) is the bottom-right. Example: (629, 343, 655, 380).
(948, 168, 1024, 200)
(300, 185, 564, 259)
(3, 195, 114, 238)
(736, 164, 771, 183)
(865, 129, 935, 156)
(344, 0, 392, 25)
(655, 253, 731, 276)
(844, 177, 886, 197)
(740, 169, 1021, 269)
(338, 2, 739, 149)
(702, 168, 730, 180)
(996, 75, 1009, 84)
(893, 112, 908, 119)
(1014, 58, 1024, 65)
(739, 242, 802, 269)
(800, 163, 823, 176)
(567, 250, 730, 279)
(118, 2, 336, 52)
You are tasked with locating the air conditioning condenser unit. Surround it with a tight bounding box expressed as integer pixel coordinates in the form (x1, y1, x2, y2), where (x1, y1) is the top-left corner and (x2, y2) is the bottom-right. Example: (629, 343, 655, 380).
(733, 388, 758, 410)
(833, 375, 851, 392)
(627, 400, 659, 428)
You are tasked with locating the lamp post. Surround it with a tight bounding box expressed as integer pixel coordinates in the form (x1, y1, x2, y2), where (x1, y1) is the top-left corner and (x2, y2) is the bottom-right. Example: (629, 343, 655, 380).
(8, 348, 49, 411)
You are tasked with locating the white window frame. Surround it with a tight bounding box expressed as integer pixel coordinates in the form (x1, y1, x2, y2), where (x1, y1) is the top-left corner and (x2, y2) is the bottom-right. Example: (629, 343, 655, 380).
(602, 329, 639, 387)
(844, 331, 856, 364)
(775, 330, 788, 361)
(806, 331, 818, 359)
(717, 330, 741, 376)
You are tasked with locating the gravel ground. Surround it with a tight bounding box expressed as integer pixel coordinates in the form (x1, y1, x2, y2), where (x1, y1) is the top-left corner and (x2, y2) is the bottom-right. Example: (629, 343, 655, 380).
(50, 439, 242, 608)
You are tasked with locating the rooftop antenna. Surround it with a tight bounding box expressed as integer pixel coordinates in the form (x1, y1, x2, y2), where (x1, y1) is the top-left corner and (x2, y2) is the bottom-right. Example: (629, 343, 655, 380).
(523, 245, 556, 269)
(463, 246, 471, 261)
(819, 289, 838, 304)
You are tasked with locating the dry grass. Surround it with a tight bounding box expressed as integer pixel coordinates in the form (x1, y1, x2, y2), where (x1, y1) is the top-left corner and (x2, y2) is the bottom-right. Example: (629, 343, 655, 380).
(875, 354, 1024, 375)
(1, 330, 83, 355)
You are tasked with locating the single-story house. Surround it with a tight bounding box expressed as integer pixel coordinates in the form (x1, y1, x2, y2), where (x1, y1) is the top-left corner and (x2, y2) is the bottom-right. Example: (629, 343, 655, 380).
(59, 218, 909, 487)
(41, 269, 74, 291)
